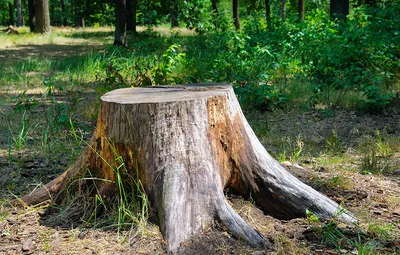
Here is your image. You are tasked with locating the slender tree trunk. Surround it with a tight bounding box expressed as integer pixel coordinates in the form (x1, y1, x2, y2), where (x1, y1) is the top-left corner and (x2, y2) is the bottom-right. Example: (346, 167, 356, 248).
(74, 0, 84, 27)
(83, 0, 90, 27)
(170, 0, 178, 28)
(330, 0, 349, 19)
(80, 0, 85, 28)
(211, 0, 219, 15)
(60, 0, 66, 26)
(35, 0, 51, 33)
(281, 0, 287, 21)
(16, 0, 23, 27)
(50, 0, 55, 25)
(265, 0, 271, 28)
(8, 2, 14, 26)
(298, 0, 304, 21)
(15, 84, 355, 252)
(22, 0, 25, 26)
(132, 0, 137, 32)
(28, 0, 35, 31)
(126, 0, 137, 32)
(233, 0, 240, 30)
(114, 0, 127, 46)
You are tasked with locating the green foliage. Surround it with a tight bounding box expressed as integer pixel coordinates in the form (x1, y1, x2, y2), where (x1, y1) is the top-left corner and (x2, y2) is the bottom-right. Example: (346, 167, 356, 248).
(235, 83, 287, 111)
(326, 129, 342, 154)
(181, 0, 212, 32)
(2, 1, 399, 112)
(12, 90, 38, 113)
(8, 111, 36, 150)
(367, 222, 394, 241)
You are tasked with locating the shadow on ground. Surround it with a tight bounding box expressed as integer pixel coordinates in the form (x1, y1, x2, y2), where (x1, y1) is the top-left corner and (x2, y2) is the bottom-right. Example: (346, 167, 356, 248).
(0, 44, 104, 63)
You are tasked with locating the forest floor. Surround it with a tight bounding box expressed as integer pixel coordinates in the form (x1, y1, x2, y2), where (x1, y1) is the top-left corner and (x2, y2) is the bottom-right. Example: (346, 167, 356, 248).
(0, 27, 399, 255)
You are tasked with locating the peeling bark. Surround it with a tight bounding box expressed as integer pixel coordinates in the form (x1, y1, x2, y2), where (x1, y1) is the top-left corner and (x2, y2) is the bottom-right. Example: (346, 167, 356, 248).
(15, 84, 355, 251)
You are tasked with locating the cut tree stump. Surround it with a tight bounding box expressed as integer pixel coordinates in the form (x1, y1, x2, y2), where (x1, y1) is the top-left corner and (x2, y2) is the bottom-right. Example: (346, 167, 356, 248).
(3, 26, 19, 34)
(15, 84, 355, 251)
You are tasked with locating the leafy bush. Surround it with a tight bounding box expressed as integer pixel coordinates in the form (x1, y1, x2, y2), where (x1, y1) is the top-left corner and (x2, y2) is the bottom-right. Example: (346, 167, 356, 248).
(71, 2, 399, 111)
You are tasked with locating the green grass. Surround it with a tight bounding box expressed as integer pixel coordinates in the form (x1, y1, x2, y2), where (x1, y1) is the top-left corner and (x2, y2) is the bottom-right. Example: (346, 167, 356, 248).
(0, 25, 398, 253)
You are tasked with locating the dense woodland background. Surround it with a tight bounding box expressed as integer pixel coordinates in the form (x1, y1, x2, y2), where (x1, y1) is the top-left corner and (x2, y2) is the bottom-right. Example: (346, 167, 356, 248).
(2, 0, 398, 111)
(0, 0, 399, 254)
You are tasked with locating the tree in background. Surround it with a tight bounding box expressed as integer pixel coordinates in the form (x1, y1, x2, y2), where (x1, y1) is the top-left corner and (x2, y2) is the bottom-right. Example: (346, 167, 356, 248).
(28, 0, 35, 31)
(35, 0, 51, 33)
(126, 0, 137, 32)
(211, 0, 219, 16)
(298, 0, 304, 21)
(281, 0, 287, 21)
(60, 0, 67, 26)
(8, 1, 14, 25)
(233, 0, 239, 30)
(330, 0, 349, 19)
(16, 0, 23, 26)
(114, 0, 127, 46)
(265, 0, 271, 27)
(170, 0, 179, 27)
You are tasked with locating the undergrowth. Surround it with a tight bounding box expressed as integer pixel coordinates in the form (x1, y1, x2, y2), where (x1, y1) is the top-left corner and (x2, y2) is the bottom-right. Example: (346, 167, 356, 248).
(306, 209, 396, 254)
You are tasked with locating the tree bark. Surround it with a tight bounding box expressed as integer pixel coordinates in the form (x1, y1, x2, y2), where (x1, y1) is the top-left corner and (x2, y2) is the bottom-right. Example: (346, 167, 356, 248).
(35, 0, 51, 33)
(211, 0, 219, 16)
(170, 0, 178, 28)
(126, 0, 134, 31)
(330, 0, 349, 19)
(15, 84, 355, 251)
(28, 0, 35, 31)
(50, 0, 55, 25)
(114, 0, 127, 46)
(233, 0, 240, 30)
(60, 0, 66, 26)
(265, 0, 271, 28)
(281, 0, 287, 21)
(16, 0, 23, 27)
(298, 0, 304, 21)
(8, 2, 14, 26)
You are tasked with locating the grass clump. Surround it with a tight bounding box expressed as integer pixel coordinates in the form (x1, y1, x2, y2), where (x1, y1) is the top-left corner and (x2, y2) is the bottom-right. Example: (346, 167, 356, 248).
(305, 209, 396, 254)
(359, 130, 398, 175)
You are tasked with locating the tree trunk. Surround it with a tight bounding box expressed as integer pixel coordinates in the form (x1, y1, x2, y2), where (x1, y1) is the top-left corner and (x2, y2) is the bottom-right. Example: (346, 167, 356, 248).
(8, 2, 14, 26)
(35, 0, 51, 33)
(265, 0, 271, 28)
(114, 0, 127, 46)
(281, 0, 287, 21)
(126, 0, 137, 32)
(50, 0, 55, 25)
(132, 0, 137, 32)
(233, 0, 240, 30)
(28, 0, 35, 31)
(16, 0, 23, 27)
(60, 0, 66, 26)
(298, 0, 304, 21)
(126, 0, 134, 31)
(170, 0, 178, 28)
(15, 84, 355, 251)
(74, 0, 84, 27)
(211, 0, 219, 16)
(330, 0, 349, 19)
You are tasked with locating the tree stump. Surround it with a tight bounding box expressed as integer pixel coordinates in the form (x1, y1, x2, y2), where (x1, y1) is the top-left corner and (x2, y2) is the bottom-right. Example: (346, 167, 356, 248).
(3, 26, 19, 34)
(16, 84, 355, 251)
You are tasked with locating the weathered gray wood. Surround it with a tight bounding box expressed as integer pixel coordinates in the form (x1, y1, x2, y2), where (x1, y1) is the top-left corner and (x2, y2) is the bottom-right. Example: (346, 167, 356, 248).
(16, 84, 355, 251)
